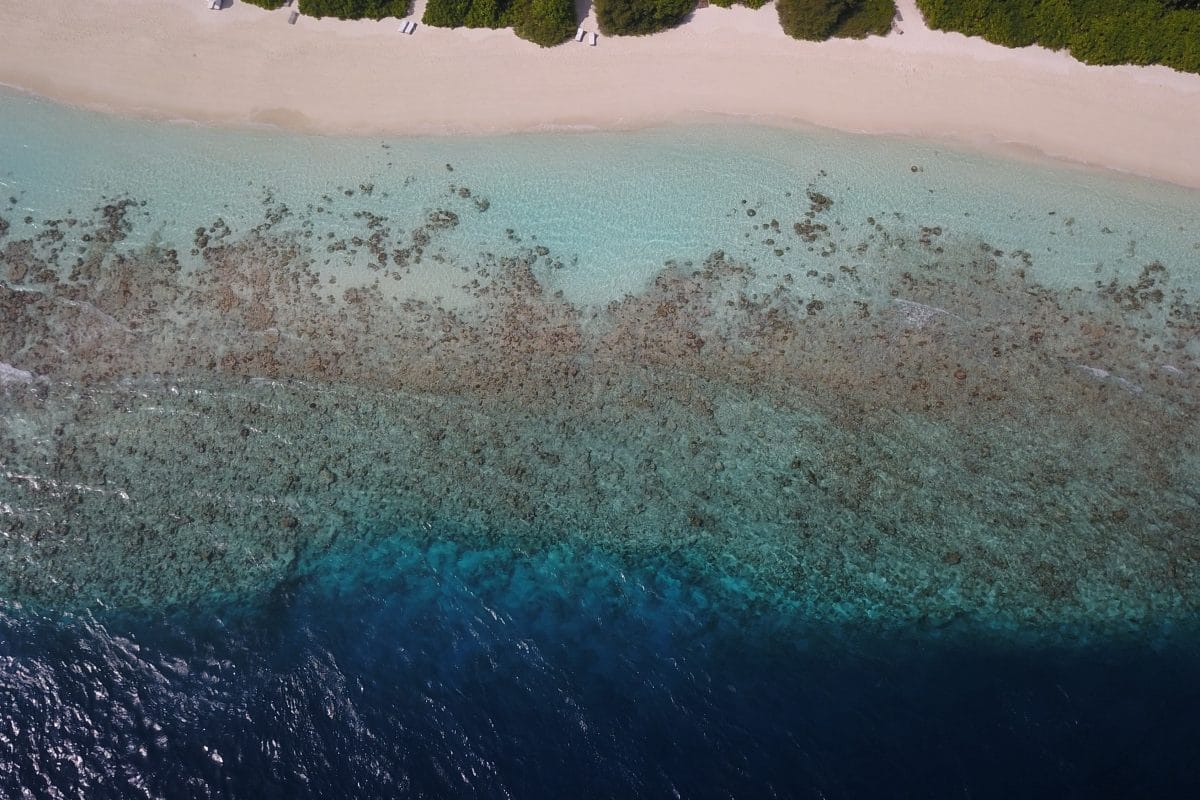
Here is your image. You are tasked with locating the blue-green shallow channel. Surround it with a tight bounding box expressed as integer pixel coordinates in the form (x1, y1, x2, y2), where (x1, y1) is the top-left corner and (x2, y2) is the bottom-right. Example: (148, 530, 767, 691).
(1, 88, 1198, 796)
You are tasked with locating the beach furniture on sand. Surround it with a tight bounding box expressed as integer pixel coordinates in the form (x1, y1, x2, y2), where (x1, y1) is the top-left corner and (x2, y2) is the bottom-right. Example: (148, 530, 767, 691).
(575, 28, 586, 42)
(407, 21, 417, 34)
(208, 0, 221, 10)
(590, 32, 598, 46)
(288, 10, 298, 24)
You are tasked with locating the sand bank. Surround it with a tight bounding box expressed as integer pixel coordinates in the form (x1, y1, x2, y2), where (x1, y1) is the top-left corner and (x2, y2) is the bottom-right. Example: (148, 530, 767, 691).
(2, 0, 1199, 188)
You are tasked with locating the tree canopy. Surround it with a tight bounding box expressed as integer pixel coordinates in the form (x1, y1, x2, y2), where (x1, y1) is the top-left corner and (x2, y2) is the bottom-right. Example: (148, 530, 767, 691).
(423, 0, 576, 46)
(594, 0, 695, 36)
(512, 0, 577, 46)
(916, 0, 1200, 74)
(422, 0, 473, 26)
(297, 0, 411, 19)
(776, 0, 895, 40)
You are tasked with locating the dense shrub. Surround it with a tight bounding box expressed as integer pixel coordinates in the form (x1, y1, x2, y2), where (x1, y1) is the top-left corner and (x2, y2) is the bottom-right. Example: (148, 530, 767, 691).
(778, 0, 845, 39)
(241, 0, 286, 9)
(463, 0, 508, 27)
(708, 0, 770, 9)
(512, 0, 577, 45)
(594, 0, 696, 35)
(777, 0, 894, 40)
(298, 0, 410, 19)
(915, 0, 1200, 74)
(423, 0, 575, 46)
(832, 0, 895, 37)
(422, 0, 472, 26)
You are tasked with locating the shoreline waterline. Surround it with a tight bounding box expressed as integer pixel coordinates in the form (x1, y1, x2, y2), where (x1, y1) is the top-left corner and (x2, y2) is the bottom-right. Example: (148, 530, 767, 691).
(2, 1, 1200, 189)
(2, 79, 1197, 205)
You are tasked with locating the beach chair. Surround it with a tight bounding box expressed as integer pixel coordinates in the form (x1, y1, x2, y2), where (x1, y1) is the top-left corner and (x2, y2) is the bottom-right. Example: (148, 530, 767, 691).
(590, 32, 598, 47)
(406, 21, 417, 34)
(208, 0, 221, 10)
(575, 28, 586, 43)
(288, 10, 298, 24)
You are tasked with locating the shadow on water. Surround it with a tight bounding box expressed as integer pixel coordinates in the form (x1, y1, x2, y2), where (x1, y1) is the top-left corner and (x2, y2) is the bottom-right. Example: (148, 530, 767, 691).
(1, 535, 1198, 799)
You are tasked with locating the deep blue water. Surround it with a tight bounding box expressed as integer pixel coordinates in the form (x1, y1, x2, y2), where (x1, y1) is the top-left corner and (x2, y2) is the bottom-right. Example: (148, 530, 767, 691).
(2, 533, 1197, 799)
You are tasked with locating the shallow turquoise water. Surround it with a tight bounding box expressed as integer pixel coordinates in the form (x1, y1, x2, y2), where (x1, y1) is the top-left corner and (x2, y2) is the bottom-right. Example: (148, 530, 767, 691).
(1, 87, 1199, 796)
(4, 88, 1198, 305)
(3, 84, 1198, 620)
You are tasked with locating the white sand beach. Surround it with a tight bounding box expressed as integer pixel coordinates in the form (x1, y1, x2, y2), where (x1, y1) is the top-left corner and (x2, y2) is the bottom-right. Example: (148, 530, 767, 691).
(2, 0, 1199, 187)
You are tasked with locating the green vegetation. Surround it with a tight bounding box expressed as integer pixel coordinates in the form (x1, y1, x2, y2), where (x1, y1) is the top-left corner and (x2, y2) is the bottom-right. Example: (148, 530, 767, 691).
(777, 0, 895, 40)
(512, 0, 578, 45)
(833, 0, 896, 37)
(423, 0, 576, 46)
(594, 0, 695, 36)
(915, 0, 1200, 74)
(463, 0, 507, 27)
(241, 0, 286, 9)
(708, 0, 770, 10)
(422, 0, 473, 26)
(297, 0, 410, 19)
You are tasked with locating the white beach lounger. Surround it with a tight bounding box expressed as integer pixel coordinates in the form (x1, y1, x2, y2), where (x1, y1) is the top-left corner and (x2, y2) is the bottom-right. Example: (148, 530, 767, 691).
(208, 0, 221, 10)
(575, 28, 586, 43)
(590, 32, 598, 46)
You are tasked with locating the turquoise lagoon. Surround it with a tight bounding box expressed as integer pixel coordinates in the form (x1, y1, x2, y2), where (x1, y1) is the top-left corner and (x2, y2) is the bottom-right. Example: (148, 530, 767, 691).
(1, 87, 1199, 796)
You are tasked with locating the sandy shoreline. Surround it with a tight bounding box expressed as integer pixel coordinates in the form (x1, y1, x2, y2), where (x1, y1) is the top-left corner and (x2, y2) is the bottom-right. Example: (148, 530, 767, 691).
(2, 0, 1200, 188)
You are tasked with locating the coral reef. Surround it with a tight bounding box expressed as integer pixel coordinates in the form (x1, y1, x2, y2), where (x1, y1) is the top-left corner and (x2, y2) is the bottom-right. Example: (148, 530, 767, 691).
(1, 175, 1196, 632)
